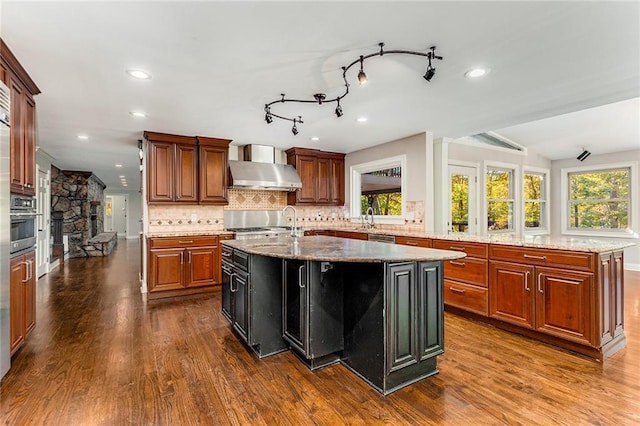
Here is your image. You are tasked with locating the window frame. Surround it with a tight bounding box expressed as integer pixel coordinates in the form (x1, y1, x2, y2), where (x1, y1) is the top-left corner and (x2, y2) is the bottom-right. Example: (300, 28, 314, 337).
(350, 155, 407, 225)
(561, 161, 638, 238)
(484, 162, 520, 235)
(523, 166, 550, 235)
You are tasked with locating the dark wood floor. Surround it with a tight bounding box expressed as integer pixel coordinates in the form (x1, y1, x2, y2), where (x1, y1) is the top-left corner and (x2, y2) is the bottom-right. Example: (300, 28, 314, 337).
(1, 239, 639, 425)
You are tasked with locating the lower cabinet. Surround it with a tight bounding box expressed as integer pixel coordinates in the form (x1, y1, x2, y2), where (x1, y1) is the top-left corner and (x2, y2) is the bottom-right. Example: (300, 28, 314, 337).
(282, 260, 344, 368)
(10, 250, 36, 355)
(147, 236, 220, 299)
(489, 260, 594, 346)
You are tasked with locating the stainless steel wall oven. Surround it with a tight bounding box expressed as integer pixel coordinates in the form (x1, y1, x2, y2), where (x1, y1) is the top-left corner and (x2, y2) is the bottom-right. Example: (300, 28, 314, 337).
(10, 194, 37, 254)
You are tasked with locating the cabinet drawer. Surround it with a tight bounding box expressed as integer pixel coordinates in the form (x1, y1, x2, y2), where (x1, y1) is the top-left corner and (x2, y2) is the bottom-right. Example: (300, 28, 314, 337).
(433, 240, 488, 259)
(233, 249, 250, 272)
(221, 244, 233, 262)
(489, 245, 594, 271)
(444, 280, 488, 316)
(443, 258, 488, 287)
(149, 236, 219, 249)
(396, 236, 432, 248)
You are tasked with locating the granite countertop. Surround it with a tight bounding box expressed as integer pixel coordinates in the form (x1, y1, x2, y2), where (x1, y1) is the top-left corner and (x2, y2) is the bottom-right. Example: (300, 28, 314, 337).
(146, 231, 234, 238)
(222, 235, 466, 263)
(310, 227, 635, 253)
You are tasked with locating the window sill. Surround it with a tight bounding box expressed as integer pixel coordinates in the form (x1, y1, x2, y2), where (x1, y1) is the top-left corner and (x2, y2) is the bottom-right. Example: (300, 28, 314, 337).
(349, 216, 407, 226)
(562, 229, 639, 239)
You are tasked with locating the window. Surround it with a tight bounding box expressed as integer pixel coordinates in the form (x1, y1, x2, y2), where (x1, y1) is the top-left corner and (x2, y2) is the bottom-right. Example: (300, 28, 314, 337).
(350, 156, 406, 223)
(569, 167, 630, 230)
(486, 167, 515, 231)
(523, 169, 548, 232)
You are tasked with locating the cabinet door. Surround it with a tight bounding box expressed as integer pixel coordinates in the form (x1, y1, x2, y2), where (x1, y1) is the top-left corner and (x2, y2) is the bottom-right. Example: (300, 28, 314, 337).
(199, 145, 228, 204)
(386, 263, 418, 373)
(283, 259, 307, 353)
(232, 271, 249, 342)
(175, 144, 198, 202)
(294, 156, 317, 204)
(316, 157, 331, 204)
(489, 261, 535, 329)
(9, 78, 24, 192)
(185, 246, 219, 288)
(22, 95, 36, 195)
(24, 251, 36, 335)
(418, 262, 444, 360)
(148, 248, 184, 292)
(535, 267, 593, 345)
(329, 157, 345, 205)
(221, 262, 233, 322)
(147, 142, 174, 202)
(9, 256, 25, 354)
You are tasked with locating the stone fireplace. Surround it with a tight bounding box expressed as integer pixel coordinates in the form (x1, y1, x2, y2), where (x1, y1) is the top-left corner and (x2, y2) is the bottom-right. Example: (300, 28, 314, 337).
(51, 167, 106, 257)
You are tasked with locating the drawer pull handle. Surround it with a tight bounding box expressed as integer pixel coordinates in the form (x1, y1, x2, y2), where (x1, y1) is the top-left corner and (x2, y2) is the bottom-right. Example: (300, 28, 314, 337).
(180, 252, 184, 265)
(449, 261, 466, 267)
(524, 271, 530, 291)
(230, 273, 237, 292)
(298, 265, 306, 288)
(179, 240, 193, 244)
(538, 274, 544, 293)
(450, 287, 466, 294)
(405, 242, 419, 246)
(524, 254, 547, 261)
(449, 246, 466, 252)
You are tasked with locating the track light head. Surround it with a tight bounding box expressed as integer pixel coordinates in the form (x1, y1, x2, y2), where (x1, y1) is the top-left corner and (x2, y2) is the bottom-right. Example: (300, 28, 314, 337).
(291, 117, 300, 135)
(577, 149, 591, 161)
(358, 55, 368, 85)
(264, 106, 273, 124)
(424, 66, 436, 81)
(335, 99, 343, 118)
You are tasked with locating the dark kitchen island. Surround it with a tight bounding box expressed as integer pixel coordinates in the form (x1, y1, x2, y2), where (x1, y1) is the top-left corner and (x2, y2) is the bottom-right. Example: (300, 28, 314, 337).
(221, 235, 465, 395)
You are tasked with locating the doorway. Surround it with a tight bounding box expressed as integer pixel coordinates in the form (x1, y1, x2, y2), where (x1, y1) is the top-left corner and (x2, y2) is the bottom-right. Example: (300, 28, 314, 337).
(448, 164, 478, 234)
(37, 167, 50, 277)
(105, 195, 127, 237)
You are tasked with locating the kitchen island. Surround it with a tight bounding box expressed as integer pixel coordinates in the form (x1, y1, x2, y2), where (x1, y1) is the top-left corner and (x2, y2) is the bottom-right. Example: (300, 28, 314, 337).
(221, 235, 464, 395)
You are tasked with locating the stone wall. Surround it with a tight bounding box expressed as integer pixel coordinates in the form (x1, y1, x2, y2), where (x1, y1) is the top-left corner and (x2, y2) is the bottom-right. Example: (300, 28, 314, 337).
(51, 166, 106, 257)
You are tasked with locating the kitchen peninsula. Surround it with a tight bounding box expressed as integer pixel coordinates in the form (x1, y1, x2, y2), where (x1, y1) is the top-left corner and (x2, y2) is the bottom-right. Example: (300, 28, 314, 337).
(221, 235, 465, 395)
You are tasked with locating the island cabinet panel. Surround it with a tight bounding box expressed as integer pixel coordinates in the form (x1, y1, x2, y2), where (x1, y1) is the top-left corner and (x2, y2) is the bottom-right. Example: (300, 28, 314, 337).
(286, 147, 346, 206)
(221, 255, 232, 322)
(283, 260, 344, 368)
(231, 270, 249, 341)
(387, 263, 419, 372)
(418, 264, 444, 361)
(147, 236, 221, 299)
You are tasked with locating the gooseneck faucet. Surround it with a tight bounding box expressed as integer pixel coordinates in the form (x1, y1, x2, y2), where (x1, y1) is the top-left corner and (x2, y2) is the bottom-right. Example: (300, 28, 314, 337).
(282, 205, 300, 239)
(365, 206, 375, 228)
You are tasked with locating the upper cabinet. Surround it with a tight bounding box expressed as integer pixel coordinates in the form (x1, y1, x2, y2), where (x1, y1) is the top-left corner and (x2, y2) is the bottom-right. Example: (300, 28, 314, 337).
(144, 131, 230, 205)
(285, 147, 345, 206)
(1, 39, 41, 196)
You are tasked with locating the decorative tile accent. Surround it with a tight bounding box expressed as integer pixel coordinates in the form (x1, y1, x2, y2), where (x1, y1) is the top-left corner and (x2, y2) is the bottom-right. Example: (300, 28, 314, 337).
(226, 189, 287, 210)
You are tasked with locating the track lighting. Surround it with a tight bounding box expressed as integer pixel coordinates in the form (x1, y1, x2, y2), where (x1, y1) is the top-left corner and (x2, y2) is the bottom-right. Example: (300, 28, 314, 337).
(335, 99, 343, 118)
(263, 42, 444, 133)
(357, 55, 368, 85)
(577, 149, 591, 161)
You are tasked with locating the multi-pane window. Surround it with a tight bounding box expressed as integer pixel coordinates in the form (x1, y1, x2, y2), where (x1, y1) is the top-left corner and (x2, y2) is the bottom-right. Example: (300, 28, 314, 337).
(486, 167, 514, 231)
(524, 171, 547, 230)
(568, 167, 630, 230)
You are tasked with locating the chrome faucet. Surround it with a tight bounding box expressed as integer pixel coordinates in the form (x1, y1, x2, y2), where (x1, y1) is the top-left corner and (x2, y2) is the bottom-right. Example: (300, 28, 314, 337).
(365, 206, 375, 228)
(282, 205, 300, 239)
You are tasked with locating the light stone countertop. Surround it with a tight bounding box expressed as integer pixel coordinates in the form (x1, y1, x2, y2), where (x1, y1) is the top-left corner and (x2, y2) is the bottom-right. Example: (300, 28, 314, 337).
(222, 235, 466, 263)
(146, 231, 234, 238)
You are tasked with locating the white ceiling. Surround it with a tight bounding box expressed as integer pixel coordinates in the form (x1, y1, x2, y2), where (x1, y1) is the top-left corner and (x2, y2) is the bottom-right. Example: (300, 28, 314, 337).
(1, 1, 639, 190)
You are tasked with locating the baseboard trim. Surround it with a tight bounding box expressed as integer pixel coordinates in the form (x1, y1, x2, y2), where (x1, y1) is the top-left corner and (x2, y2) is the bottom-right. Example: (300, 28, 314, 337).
(625, 263, 640, 272)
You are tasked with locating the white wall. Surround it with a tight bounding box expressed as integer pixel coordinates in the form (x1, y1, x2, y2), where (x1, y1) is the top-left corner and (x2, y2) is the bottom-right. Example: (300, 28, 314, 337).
(104, 189, 143, 239)
(550, 149, 640, 270)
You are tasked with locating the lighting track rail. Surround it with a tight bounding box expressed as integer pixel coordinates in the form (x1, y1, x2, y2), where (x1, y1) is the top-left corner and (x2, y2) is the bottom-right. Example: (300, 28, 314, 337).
(264, 42, 443, 135)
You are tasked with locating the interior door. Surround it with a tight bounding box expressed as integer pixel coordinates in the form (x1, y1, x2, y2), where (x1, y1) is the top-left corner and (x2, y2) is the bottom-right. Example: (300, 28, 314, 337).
(110, 195, 127, 237)
(36, 168, 49, 277)
(448, 165, 478, 234)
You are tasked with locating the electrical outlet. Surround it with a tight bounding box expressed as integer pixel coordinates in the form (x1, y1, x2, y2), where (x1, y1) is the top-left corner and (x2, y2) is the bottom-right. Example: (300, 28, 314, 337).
(191, 213, 198, 222)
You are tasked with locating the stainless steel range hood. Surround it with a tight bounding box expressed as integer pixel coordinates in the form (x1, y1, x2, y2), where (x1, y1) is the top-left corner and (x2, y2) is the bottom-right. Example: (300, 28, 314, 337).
(228, 145, 302, 191)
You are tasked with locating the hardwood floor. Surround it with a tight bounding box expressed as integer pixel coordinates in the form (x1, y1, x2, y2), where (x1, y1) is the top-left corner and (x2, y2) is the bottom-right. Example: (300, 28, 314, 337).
(1, 239, 639, 425)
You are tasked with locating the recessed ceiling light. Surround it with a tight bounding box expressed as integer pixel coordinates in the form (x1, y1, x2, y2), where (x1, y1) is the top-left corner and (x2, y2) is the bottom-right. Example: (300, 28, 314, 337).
(77, 134, 89, 140)
(356, 117, 368, 123)
(115, 164, 123, 168)
(464, 68, 489, 78)
(129, 111, 147, 118)
(126, 69, 152, 80)
(310, 137, 320, 141)
(119, 175, 125, 178)
(122, 183, 128, 187)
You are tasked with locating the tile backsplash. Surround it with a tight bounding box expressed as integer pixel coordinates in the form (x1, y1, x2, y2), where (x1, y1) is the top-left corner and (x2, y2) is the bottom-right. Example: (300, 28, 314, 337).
(146, 190, 426, 233)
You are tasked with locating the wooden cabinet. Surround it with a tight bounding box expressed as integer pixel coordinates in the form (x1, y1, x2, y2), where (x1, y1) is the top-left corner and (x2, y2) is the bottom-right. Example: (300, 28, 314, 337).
(1, 39, 40, 196)
(434, 239, 489, 316)
(285, 147, 345, 206)
(147, 236, 220, 299)
(197, 137, 230, 204)
(489, 258, 594, 346)
(334, 230, 368, 240)
(396, 236, 432, 248)
(10, 250, 36, 355)
(144, 132, 230, 205)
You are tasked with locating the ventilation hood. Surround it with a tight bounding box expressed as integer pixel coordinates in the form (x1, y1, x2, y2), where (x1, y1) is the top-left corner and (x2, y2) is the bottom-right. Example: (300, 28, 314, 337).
(228, 145, 302, 191)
